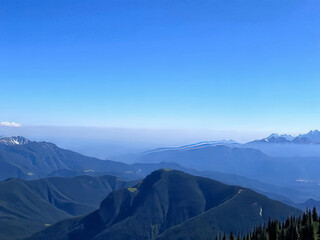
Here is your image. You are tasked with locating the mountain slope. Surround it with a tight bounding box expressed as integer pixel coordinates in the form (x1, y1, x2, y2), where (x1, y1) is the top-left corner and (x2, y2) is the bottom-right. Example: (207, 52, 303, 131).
(0, 137, 129, 180)
(294, 199, 320, 210)
(0, 175, 135, 240)
(0, 136, 182, 181)
(137, 144, 320, 189)
(26, 170, 301, 240)
(157, 189, 299, 240)
(1, 136, 307, 203)
(138, 144, 268, 171)
(293, 130, 320, 144)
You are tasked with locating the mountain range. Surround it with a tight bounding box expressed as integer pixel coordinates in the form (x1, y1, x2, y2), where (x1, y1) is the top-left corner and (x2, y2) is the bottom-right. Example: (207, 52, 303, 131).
(25, 170, 301, 240)
(136, 143, 320, 189)
(0, 135, 318, 239)
(0, 136, 182, 181)
(1, 136, 319, 203)
(249, 130, 320, 144)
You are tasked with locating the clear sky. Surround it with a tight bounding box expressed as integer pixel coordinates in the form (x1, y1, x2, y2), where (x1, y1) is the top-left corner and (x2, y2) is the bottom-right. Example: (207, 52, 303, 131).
(1, 0, 320, 134)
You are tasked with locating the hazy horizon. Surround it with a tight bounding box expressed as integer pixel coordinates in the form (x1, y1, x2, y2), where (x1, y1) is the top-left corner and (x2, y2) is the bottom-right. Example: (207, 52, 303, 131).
(0, 123, 311, 143)
(1, 124, 319, 160)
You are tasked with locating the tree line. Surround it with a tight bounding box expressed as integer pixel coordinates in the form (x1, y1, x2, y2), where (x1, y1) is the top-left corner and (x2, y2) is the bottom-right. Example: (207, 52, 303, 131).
(215, 207, 320, 240)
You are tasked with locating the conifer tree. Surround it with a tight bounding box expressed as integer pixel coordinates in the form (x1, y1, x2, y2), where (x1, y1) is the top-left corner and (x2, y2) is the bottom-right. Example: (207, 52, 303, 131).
(268, 220, 279, 240)
(229, 232, 235, 240)
(312, 207, 318, 222)
(215, 209, 320, 240)
(222, 233, 227, 240)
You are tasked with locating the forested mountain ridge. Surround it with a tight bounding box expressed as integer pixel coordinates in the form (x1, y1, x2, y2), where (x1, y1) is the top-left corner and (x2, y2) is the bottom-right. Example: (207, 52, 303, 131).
(26, 170, 301, 240)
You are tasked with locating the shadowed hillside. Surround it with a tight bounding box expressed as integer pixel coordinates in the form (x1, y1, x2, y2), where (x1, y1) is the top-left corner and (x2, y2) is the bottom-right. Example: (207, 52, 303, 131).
(0, 175, 135, 240)
(26, 170, 301, 240)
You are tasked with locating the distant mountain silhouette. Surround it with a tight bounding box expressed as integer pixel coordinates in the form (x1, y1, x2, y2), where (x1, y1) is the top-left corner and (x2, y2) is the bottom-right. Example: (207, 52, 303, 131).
(294, 198, 320, 211)
(0, 175, 135, 240)
(0, 136, 183, 181)
(2, 136, 319, 202)
(26, 170, 301, 240)
(144, 140, 239, 154)
(250, 136, 292, 144)
(249, 130, 320, 144)
(137, 144, 320, 188)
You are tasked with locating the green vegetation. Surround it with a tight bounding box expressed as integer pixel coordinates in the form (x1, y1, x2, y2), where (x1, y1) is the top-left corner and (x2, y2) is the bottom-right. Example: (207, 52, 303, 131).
(26, 170, 301, 240)
(217, 207, 319, 240)
(127, 187, 138, 192)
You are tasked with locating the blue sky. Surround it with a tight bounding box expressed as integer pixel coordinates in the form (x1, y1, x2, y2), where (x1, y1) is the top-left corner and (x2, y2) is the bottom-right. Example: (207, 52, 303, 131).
(1, 0, 320, 134)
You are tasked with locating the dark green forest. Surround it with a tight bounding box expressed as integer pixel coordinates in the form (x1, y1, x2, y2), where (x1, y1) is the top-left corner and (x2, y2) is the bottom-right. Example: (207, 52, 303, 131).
(217, 208, 320, 240)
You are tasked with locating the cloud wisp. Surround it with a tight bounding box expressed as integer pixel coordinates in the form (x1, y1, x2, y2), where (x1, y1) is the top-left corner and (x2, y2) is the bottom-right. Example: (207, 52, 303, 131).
(0, 122, 22, 127)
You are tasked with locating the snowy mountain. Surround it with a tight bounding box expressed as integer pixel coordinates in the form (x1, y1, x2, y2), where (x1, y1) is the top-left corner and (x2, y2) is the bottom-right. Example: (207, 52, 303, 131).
(294, 130, 320, 144)
(267, 134, 295, 141)
(249, 130, 320, 145)
(0, 136, 31, 146)
(250, 134, 292, 144)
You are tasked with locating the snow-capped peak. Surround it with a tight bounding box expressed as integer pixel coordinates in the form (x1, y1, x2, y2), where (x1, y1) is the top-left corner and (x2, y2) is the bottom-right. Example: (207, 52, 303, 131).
(0, 136, 31, 146)
(267, 133, 280, 139)
(306, 130, 320, 136)
(267, 133, 294, 141)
